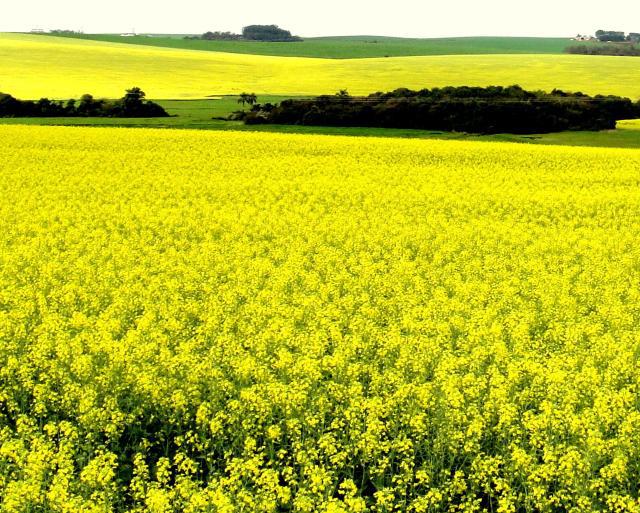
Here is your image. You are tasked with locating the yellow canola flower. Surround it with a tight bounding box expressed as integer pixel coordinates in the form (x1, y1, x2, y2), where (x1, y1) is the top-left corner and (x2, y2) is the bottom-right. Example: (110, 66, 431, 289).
(1, 125, 640, 511)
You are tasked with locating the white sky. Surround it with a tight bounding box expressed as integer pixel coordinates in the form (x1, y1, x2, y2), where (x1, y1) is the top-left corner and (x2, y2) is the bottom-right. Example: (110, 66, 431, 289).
(2, 0, 640, 38)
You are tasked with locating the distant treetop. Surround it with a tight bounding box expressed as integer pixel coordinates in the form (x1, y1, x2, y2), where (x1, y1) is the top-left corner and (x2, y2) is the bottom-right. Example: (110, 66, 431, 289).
(242, 25, 302, 42)
(188, 25, 302, 42)
(50, 29, 84, 35)
(595, 30, 639, 42)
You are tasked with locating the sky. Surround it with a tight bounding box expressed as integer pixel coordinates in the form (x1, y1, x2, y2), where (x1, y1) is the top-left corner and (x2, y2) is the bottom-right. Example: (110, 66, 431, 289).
(3, 0, 640, 38)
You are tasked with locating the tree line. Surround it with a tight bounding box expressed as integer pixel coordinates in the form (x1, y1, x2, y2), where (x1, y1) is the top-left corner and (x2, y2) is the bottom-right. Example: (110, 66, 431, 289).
(565, 44, 640, 56)
(49, 29, 84, 35)
(240, 86, 640, 134)
(594, 30, 640, 42)
(186, 31, 242, 41)
(0, 88, 168, 118)
(186, 25, 302, 42)
(566, 30, 640, 56)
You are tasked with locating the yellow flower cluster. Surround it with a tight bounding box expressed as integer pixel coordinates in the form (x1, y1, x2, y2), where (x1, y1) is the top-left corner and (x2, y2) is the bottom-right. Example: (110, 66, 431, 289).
(1, 125, 640, 512)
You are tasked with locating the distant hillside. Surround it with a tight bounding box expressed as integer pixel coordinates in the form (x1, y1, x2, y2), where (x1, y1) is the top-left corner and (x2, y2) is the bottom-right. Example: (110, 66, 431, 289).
(43, 34, 578, 59)
(3, 34, 640, 101)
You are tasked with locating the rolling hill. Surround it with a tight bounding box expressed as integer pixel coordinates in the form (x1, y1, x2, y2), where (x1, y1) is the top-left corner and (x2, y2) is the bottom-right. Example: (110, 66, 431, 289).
(1, 33, 639, 100)
(51, 34, 577, 59)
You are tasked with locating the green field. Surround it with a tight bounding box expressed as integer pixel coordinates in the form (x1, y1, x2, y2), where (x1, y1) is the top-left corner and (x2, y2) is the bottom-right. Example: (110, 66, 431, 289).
(49, 34, 578, 59)
(2, 98, 640, 150)
(3, 33, 640, 149)
(0, 98, 295, 128)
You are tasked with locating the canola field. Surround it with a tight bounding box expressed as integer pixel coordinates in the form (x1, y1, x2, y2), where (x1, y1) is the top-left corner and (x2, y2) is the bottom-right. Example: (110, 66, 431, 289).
(2, 33, 640, 99)
(2, 125, 640, 512)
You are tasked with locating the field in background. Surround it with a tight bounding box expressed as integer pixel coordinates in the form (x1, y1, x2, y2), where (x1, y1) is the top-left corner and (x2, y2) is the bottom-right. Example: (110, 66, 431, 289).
(3, 125, 640, 512)
(2, 33, 640, 100)
(52, 34, 578, 59)
(3, 98, 640, 149)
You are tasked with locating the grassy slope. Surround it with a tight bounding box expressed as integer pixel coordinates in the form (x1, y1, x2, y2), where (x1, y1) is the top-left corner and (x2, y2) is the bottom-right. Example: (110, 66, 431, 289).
(2, 98, 640, 150)
(2, 33, 640, 100)
(51, 34, 577, 59)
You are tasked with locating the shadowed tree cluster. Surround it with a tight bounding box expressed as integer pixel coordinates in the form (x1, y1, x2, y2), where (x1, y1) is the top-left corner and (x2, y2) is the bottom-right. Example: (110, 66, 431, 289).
(242, 25, 302, 42)
(0, 88, 168, 118)
(237, 93, 258, 108)
(593, 30, 640, 43)
(595, 30, 627, 42)
(187, 25, 302, 42)
(241, 85, 640, 134)
(186, 31, 242, 41)
(565, 44, 640, 56)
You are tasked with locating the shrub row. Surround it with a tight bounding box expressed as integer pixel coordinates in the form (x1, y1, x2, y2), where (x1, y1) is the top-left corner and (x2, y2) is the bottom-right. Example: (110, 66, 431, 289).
(242, 85, 640, 134)
(187, 25, 302, 42)
(566, 44, 640, 56)
(0, 88, 168, 118)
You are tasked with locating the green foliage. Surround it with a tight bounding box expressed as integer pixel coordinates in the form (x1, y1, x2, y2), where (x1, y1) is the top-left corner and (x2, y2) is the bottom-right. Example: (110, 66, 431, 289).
(595, 30, 627, 42)
(185, 25, 301, 43)
(566, 44, 640, 56)
(237, 92, 258, 108)
(49, 29, 84, 35)
(241, 24, 302, 42)
(245, 85, 640, 134)
(190, 31, 242, 41)
(0, 88, 169, 118)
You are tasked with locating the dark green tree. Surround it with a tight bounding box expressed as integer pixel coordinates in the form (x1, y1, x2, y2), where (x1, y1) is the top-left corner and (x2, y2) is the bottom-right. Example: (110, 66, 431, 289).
(241, 25, 301, 42)
(237, 92, 258, 108)
(123, 87, 146, 107)
(595, 30, 626, 42)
